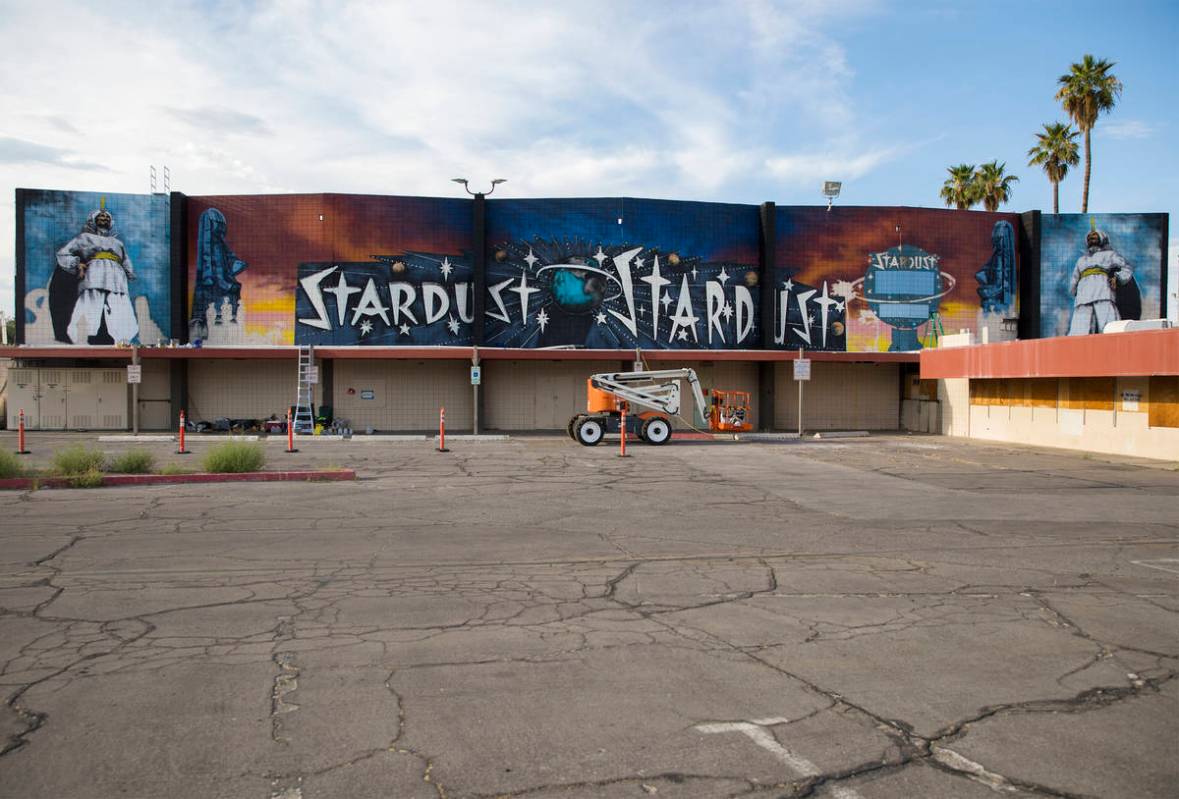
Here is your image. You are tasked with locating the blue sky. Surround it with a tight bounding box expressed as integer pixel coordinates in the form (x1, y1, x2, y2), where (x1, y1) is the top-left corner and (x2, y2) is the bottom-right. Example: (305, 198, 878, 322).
(1, 0, 1176, 319)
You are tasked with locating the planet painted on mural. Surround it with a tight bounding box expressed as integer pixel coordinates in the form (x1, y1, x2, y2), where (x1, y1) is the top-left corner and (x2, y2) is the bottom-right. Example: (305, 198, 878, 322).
(537, 260, 624, 313)
(550, 268, 606, 312)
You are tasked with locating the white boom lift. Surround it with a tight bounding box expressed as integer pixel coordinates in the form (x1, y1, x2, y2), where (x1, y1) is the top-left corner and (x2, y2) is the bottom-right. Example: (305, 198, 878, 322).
(567, 367, 752, 446)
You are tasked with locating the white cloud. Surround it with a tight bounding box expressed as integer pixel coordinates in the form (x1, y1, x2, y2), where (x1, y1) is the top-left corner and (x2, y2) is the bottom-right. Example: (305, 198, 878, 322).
(1098, 119, 1155, 140)
(764, 133, 939, 186)
(766, 146, 903, 184)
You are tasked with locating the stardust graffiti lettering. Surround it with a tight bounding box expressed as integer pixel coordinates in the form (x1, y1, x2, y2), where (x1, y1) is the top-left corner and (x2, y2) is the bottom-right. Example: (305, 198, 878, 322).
(297, 265, 473, 336)
(870, 252, 941, 270)
(484, 240, 759, 349)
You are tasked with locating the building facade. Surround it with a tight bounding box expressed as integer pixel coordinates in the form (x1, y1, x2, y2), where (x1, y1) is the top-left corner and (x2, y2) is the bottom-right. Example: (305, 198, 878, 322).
(4, 189, 1169, 434)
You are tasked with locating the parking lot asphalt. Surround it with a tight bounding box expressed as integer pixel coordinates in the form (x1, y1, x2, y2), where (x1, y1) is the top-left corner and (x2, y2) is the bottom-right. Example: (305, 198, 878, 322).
(0, 432, 1177, 798)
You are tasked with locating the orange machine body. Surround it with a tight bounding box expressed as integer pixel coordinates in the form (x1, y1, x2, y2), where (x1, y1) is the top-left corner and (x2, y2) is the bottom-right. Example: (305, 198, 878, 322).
(586, 379, 620, 414)
(587, 380, 661, 419)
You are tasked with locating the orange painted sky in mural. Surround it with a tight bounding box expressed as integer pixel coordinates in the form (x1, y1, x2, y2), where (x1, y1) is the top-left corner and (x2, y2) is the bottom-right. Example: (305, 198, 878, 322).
(778, 206, 1020, 350)
(186, 194, 471, 342)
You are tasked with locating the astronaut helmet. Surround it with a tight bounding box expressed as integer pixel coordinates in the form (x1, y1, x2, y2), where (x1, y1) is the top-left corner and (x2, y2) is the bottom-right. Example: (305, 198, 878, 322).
(1085, 229, 1109, 252)
(85, 208, 115, 236)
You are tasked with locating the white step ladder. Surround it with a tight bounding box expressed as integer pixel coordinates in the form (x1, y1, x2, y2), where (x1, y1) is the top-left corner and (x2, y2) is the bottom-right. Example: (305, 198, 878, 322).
(293, 345, 315, 434)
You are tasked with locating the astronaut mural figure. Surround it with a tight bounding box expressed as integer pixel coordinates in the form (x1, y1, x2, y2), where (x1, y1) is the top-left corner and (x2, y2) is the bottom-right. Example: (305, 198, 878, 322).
(54, 206, 138, 344)
(190, 208, 248, 340)
(1068, 226, 1134, 335)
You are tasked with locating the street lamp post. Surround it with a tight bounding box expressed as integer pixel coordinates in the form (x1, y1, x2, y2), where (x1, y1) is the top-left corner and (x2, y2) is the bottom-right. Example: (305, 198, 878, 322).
(451, 178, 506, 197)
(822, 181, 842, 212)
(451, 178, 506, 435)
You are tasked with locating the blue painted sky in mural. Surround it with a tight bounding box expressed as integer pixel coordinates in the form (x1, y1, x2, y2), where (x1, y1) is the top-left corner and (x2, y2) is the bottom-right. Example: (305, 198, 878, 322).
(488, 198, 759, 265)
(1040, 214, 1167, 338)
(0, 1, 1175, 317)
(21, 190, 170, 344)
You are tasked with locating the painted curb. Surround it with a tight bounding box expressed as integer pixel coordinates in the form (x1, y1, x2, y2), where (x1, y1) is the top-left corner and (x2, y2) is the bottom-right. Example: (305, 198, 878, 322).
(297, 435, 430, 442)
(99, 435, 262, 442)
(812, 431, 870, 439)
(98, 435, 177, 442)
(0, 470, 356, 491)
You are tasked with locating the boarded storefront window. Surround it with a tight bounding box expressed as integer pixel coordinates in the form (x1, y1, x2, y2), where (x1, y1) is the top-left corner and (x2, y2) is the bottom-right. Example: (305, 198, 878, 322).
(1148, 376, 1179, 428)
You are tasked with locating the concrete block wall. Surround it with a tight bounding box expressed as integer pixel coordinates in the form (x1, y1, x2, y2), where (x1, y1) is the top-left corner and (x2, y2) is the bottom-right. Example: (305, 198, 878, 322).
(2, 355, 905, 434)
(938, 379, 970, 437)
(482, 360, 619, 431)
(774, 362, 900, 431)
(334, 360, 471, 432)
(939, 375, 1179, 461)
(187, 359, 321, 423)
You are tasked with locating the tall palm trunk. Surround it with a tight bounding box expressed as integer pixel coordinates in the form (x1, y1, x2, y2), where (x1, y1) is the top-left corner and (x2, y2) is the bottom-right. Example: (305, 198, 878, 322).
(1081, 128, 1092, 213)
(1052, 179, 1059, 214)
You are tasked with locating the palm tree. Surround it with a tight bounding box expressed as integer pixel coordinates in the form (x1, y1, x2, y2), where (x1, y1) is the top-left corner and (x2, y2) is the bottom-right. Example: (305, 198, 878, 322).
(973, 161, 1018, 212)
(1056, 55, 1122, 212)
(1027, 122, 1080, 214)
(940, 164, 977, 210)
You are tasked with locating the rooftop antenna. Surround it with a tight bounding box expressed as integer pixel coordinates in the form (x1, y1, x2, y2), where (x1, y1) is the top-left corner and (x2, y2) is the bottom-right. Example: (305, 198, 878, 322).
(150, 165, 157, 194)
(163, 166, 171, 193)
(822, 181, 841, 212)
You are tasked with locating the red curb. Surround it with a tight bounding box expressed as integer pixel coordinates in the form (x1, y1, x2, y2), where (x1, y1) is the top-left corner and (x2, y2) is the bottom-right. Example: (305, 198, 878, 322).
(0, 470, 356, 491)
(673, 432, 720, 441)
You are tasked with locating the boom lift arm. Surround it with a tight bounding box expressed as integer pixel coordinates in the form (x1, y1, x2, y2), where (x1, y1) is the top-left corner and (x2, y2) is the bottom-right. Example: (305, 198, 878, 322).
(589, 369, 709, 427)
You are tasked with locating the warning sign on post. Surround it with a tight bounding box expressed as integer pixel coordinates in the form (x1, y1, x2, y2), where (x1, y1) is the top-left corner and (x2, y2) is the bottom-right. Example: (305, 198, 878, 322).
(793, 358, 811, 381)
(126, 365, 142, 384)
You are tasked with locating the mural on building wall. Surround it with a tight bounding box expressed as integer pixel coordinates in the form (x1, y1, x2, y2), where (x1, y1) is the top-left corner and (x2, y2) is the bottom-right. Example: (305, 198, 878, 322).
(190, 208, 249, 341)
(486, 198, 760, 349)
(21, 190, 170, 345)
(186, 194, 473, 345)
(1039, 213, 1166, 337)
(774, 207, 1020, 351)
(295, 254, 474, 346)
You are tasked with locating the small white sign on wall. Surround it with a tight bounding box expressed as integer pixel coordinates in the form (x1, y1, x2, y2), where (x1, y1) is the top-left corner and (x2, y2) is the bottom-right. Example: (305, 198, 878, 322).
(470, 366, 481, 385)
(1121, 390, 1141, 412)
(360, 389, 375, 400)
(793, 358, 811, 381)
(126, 365, 142, 384)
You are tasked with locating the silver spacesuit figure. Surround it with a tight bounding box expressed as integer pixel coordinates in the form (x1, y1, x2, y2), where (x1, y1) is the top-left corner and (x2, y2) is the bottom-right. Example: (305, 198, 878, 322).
(56, 208, 138, 344)
(1067, 228, 1132, 336)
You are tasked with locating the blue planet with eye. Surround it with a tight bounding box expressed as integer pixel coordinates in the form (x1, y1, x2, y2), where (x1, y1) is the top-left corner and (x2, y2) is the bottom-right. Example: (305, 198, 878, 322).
(536, 257, 626, 314)
(549, 268, 603, 312)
